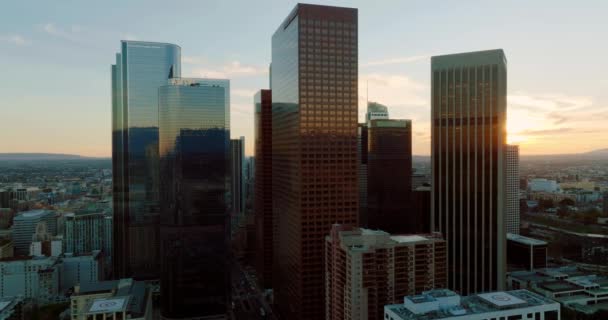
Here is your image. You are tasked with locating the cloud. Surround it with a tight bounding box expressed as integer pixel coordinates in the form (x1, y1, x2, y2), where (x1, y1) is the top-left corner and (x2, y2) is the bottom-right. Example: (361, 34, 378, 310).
(121, 33, 138, 41)
(233, 89, 257, 98)
(184, 56, 267, 79)
(0, 34, 30, 46)
(508, 92, 593, 112)
(183, 56, 208, 65)
(42, 23, 80, 42)
(362, 54, 429, 67)
(359, 73, 428, 110)
(520, 128, 574, 136)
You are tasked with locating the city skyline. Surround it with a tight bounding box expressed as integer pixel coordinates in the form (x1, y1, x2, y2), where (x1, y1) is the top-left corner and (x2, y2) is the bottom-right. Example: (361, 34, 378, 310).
(2, 0, 607, 157)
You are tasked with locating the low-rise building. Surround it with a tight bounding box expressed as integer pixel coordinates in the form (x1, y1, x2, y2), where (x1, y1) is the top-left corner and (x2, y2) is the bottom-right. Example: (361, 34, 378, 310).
(507, 233, 548, 271)
(384, 289, 560, 320)
(508, 266, 608, 315)
(70, 278, 152, 320)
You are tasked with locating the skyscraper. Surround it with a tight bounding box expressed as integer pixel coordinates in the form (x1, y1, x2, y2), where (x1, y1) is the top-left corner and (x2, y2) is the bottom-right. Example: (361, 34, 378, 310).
(367, 119, 413, 233)
(254, 89, 273, 289)
(111, 40, 181, 279)
(431, 49, 507, 295)
(358, 102, 390, 227)
(325, 225, 446, 320)
(159, 77, 230, 319)
(506, 145, 520, 234)
(271, 4, 358, 319)
(231, 137, 245, 216)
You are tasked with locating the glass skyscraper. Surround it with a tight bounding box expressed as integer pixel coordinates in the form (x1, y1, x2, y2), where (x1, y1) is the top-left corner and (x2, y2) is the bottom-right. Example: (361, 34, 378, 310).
(271, 4, 358, 319)
(431, 49, 507, 295)
(158, 78, 230, 319)
(112, 41, 181, 279)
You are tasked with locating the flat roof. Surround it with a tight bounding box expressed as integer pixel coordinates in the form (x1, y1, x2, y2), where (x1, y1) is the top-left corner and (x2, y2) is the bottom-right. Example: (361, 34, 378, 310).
(14, 209, 53, 219)
(507, 233, 547, 246)
(386, 290, 558, 320)
(88, 297, 128, 314)
(391, 235, 429, 243)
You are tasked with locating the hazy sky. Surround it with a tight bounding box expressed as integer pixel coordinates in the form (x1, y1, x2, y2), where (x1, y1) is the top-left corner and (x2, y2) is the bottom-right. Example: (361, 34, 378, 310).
(1, 0, 606, 157)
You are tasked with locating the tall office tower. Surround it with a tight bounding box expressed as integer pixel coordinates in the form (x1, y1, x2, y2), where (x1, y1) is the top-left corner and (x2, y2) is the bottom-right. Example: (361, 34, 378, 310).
(367, 119, 413, 233)
(358, 102, 390, 226)
(271, 4, 358, 319)
(325, 225, 447, 320)
(64, 210, 106, 254)
(505, 145, 520, 234)
(357, 123, 369, 226)
(111, 40, 181, 279)
(231, 137, 245, 215)
(254, 89, 273, 289)
(159, 78, 230, 319)
(431, 49, 508, 295)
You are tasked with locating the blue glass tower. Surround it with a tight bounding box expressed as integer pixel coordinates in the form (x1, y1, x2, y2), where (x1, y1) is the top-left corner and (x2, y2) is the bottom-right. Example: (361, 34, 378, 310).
(112, 41, 181, 279)
(158, 78, 230, 319)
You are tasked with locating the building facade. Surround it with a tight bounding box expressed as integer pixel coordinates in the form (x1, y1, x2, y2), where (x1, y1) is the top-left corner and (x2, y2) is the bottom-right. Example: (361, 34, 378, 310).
(271, 4, 359, 319)
(158, 78, 230, 319)
(12, 210, 57, 256)
(431, 49, 507, 295)
(254, 89, 273, 289)
(64, 210, 106, 255)
(111, 40, 181, 279)
(231, 137, 245, 216)
(506, 144, 520, 234)
(506, 233, 547, 271)
(366, 119, 413, 233)
(325, 225, 446, 320)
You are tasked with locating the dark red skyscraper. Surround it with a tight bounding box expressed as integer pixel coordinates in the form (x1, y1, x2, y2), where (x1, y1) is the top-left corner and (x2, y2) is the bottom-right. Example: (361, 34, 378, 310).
(254, 89, 273, 289)
(271, 4, 359, 319)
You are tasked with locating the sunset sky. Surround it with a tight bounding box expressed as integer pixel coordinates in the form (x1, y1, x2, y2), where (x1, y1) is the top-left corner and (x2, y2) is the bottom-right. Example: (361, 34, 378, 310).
(1, 0, 606, 157)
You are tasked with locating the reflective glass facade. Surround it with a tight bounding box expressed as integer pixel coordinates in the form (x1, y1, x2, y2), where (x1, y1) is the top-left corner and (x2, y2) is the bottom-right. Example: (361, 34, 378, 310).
(112, 41, 181, 279)
(271, 4, 358, 319)
(431, 49, 507, 295)
(254, 89, 273, 289)
(367, 119, 413, 234)
(158, 78, 230, 319)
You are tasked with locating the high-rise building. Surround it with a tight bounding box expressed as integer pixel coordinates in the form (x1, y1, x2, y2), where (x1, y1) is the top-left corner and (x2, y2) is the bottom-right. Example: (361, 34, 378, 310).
(506, 145, 520, 234)
(64, 210, 106, 255)
(271, 4, 358, 319)
(12, 210, 57, 256)
(431, 49, 508, 295)
(357, 124, 369, 226)
(159, 77, 230, 319)
(111, 40, 181, 279)
(254, 89, 273, 289)
(358, 102, 390, 227)
(367, 119, 413, 233)
(231, 137, 246, 216)
(325, 225, 446, 320)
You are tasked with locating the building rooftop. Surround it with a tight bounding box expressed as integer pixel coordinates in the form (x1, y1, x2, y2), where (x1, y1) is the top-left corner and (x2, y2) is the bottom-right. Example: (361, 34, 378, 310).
(14, 209, 53, 220)
(78, 279, 148, 318)
(507, 233, 548, 246)
(386, 290, 557, 320)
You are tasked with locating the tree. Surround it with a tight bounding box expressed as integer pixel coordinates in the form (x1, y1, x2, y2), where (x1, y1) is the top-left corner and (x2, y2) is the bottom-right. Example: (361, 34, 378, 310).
(559, 198, 575, 207)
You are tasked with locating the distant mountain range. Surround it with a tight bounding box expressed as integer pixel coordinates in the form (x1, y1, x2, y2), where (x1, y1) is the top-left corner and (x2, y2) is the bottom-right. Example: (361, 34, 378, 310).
(522, 148, 608, 162)
(413, 149, 608, 163)
(1, 149, 606, 162)
(0, 153, 109, 161)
